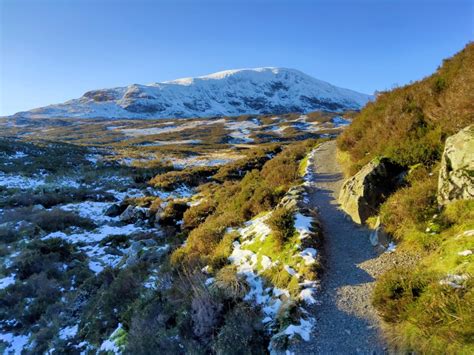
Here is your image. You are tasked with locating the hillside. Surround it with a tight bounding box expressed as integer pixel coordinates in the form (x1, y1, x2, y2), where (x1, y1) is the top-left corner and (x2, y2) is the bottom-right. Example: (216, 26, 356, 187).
(339, 43, 474, 174)
(10, 68, 371, 119)
(337, 43, 474, 353)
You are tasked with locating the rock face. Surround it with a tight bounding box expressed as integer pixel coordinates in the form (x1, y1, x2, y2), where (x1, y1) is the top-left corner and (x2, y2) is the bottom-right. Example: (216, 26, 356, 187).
(438, 125, 474, 205)
(339, 158, 406, 224)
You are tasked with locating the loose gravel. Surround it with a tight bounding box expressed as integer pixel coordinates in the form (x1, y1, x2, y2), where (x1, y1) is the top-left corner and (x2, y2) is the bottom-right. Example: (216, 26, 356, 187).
(291, 140, 405, 354)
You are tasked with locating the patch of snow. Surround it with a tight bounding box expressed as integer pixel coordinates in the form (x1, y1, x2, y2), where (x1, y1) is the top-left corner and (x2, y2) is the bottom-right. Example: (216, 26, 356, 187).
(59, 201, 117, 223)
(0, 274, 16, 289)
(458, 249, 472, 256)
(439, 274, 469, 289)
(385, 242, 397, 253)
(99, 324, 123, 354)
(282, 318, 314, 341)
(299, 248, 317, 265)
(260, 255, 272, 270)
(294, 213, 313, 240)
(0, 332, 30, 354)
(205, 277, 215, 286)
(10, 151, 28, 159)
(239, 214, 271, 242)
(299, 288, 317, 305)
(331, 116, 351, 127)
(139, 139, 202, 146)
(58, 325, 78, 340)
(284, 265, 297, 276)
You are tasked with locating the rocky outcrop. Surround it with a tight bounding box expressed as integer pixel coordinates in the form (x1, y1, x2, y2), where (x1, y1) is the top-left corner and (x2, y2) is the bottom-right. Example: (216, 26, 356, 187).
(438, 125, 474, 205)
(119, 205, 146, 223)
(105, 203, 127, 217)
(339, 158, 406, 224)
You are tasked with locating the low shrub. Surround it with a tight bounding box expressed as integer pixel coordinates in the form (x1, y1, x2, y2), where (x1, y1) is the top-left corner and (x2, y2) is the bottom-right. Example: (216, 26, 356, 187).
(212, 304, 267, 355)
(267, 206, 295, 249)
(150, 166, 218, 191)
(211, 265, 249, 301)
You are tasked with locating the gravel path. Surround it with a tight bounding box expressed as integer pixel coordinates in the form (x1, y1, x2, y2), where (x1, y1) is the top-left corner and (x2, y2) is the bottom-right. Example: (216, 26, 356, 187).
(293, 140, 391, 354)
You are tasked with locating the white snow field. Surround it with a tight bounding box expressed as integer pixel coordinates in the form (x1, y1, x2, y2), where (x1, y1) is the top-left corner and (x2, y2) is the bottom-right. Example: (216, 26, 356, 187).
(11, 68, 372, 119)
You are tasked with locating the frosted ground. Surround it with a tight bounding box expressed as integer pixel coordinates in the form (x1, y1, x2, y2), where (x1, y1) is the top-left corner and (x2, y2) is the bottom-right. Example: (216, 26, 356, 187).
(0, 112, 339, 353)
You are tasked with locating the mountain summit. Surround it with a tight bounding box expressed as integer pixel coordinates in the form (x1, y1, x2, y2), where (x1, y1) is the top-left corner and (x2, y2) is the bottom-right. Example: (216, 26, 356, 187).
(13, 67, 372, 119)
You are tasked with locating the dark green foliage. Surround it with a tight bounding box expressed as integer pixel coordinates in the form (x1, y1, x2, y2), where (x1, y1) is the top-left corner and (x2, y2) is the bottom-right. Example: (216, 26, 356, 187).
(212, 304, 267, 355)
(80, 263, 149, 345)
(267, 206, 295, 249)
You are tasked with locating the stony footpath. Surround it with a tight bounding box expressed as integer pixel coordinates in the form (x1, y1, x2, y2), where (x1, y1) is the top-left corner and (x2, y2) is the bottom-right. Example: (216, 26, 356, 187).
(290, 141, 411, 354)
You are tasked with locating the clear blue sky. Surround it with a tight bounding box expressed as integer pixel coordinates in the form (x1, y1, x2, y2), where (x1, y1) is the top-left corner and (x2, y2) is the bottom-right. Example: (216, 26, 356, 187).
(1, 0, 472, 116)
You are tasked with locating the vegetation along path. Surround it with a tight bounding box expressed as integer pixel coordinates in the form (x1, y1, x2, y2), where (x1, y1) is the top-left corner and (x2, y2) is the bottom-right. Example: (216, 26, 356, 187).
(294, 140, 391, 354)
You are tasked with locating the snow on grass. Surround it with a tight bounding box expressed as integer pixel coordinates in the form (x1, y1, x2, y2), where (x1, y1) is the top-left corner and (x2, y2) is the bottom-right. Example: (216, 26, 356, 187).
(106, 188, 145, 201)
(294, 213, 313, 240)
(281, 318, 314, 341)
(0, 332, 30, 354)
(155, 185, 195, 199)
(59, 201, 117, 223)
(0, 274, 16, 289)
(302, 148, 317, 185)
(167, 156, 236, 169)
(85, 154, 101, 164)
(225, 120, 260, 143)
(58, 325, 78, 340)
(0, 172, 84, 190)
(120, 119, 226, 137)
(385, 242, 397, 253)
(239, 214, 271, 242)
(299, 288, 317, 305)
(99, 323, 125, 354)
(43, 224, 144, 244)
(138, 139, 202, 146)
(10, 151, 28, 159)
(299, 248, 317, 265)
(331, 116, 351, 127)
(0, 172, 46, 189)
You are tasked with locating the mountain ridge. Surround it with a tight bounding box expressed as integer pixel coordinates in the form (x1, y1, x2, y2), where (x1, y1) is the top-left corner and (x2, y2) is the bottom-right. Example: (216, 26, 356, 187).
(11, 67, 372, 119)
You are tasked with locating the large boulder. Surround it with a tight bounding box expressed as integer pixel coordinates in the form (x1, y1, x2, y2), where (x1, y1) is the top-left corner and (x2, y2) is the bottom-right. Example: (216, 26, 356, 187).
(119, 205, 146, 223)
(438, 125, 474, 205)
(339, 157, 406, 224)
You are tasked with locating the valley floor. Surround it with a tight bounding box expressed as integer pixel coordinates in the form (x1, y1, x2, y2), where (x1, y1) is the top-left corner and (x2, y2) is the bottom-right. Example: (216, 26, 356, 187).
(292, 141, 406, 354)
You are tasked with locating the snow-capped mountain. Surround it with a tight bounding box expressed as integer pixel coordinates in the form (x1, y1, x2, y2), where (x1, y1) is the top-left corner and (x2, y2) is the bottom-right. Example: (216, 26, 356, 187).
(12, 68, 372, 119)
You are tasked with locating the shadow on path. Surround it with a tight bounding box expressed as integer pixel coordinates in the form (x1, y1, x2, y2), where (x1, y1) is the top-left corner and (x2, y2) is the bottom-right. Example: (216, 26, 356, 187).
(294, 141, 387, 354)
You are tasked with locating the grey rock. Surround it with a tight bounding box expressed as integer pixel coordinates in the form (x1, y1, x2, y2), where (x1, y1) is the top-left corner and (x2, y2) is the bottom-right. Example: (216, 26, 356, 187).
(119, 205, 146, 223)
(105, 203, 127, 217)
(32, 204, 45, 212)
(339, 157, 406, 224)
(438, 125, 474, 205)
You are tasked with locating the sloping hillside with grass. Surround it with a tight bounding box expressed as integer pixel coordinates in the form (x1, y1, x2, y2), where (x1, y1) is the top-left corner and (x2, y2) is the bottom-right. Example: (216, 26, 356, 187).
(337, 44, 474, 353)
(338, 43, 474, 175)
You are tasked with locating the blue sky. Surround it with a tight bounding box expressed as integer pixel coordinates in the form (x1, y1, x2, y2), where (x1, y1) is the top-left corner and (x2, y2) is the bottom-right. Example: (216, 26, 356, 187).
(1, 0, 472, 116)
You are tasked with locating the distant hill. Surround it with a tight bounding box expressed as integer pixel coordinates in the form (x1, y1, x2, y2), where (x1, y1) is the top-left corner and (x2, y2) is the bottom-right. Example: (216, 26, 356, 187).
(10, 67, 372, 119)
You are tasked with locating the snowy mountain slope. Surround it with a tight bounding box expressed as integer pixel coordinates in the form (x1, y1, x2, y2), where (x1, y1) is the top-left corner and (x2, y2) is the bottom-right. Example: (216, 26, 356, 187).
(12, 68, 372, 119)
